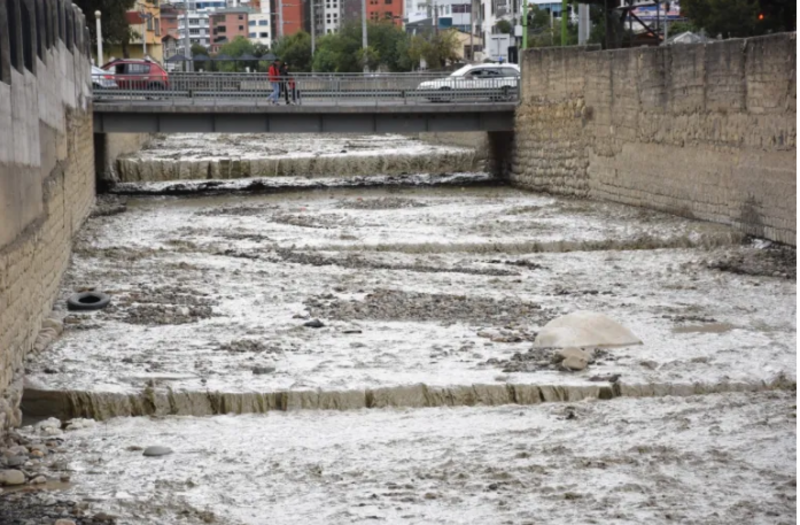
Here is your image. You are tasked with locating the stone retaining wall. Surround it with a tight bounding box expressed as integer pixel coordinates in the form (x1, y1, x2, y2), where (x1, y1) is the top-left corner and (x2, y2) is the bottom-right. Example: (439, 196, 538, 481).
(510, 34, 796, 245)
(0, 0, 93, 435)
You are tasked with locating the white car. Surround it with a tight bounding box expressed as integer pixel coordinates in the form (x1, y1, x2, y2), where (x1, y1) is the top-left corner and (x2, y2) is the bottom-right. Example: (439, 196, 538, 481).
(91, 65, 118, 89)
(416, 64, 520, 101)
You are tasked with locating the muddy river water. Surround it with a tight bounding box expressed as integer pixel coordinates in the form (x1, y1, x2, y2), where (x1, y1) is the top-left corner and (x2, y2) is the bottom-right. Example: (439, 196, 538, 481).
(3, 144, 796, 524)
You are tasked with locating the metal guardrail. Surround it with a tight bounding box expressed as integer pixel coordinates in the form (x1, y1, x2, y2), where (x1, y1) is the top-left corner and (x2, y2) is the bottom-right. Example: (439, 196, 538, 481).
(91, 72, 520, 106)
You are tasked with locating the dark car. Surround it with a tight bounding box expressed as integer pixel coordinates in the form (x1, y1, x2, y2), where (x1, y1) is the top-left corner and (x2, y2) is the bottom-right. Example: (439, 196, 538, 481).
(101, 58, 170, 90)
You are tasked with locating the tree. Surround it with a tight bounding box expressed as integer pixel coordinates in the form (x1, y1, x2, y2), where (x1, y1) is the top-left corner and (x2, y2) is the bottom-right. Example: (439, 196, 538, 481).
(681, 0, 759, 38)
(191, 43, 213, 71)
(273, 31, 312, 71)
(217, 36, 256, 72)
(73, 0, 137, 60)
(312, 21, 409, 72)
(421, 29, 460, 69)
(495, 19, 513, 34)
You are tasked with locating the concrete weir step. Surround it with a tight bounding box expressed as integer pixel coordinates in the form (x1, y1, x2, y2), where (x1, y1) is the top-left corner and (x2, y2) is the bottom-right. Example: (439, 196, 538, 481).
(20, 391, 797, 525)
(22, 379, 792, 421)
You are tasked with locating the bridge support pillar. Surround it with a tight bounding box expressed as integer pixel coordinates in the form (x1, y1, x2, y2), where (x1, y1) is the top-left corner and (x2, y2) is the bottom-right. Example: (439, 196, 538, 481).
(487, 131, 514, 180)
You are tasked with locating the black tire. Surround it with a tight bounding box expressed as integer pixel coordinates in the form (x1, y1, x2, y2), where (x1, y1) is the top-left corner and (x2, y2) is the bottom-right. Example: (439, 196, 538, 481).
(67, 292, 111, 311)
(501, 85, 511, 101)
(438, 86, 452, 103)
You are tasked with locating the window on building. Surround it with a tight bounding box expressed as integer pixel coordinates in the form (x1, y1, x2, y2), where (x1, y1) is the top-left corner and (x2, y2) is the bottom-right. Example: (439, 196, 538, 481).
(259, 19, 268, 25)
(259, 32, 268, 37)
(238, 25, 244, 30)
(249, 20, 256, 26)
(147, 16, 153, 31)
(155, 18, 161, 36)
(190, 28, 200, 34)
(238, 15, 244, 20)
(249, 32, 256, 37)
(384, 11, 392, 18)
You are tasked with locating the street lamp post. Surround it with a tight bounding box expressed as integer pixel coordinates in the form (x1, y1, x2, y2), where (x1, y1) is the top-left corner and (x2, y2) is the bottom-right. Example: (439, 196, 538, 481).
(361, 0, 368, 72)
(94, 10, 103, 65)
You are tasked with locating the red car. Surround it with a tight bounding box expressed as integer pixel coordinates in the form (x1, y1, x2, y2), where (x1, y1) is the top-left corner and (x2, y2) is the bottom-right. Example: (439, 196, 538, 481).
(101, 58, 170, 90)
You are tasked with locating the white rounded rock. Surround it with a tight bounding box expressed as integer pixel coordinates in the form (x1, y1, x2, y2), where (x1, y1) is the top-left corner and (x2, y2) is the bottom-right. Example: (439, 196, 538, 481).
(0, 469, 26, 486)
(535, 311, 642, 348)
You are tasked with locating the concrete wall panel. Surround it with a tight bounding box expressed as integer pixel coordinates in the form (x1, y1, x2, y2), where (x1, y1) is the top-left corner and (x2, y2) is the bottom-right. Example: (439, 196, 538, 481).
(0, 0, 93, 437)
(511, 33, 796, 246)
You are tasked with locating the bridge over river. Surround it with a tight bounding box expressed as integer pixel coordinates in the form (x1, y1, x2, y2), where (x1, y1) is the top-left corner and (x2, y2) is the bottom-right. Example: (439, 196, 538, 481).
(92, 72, 518, 134)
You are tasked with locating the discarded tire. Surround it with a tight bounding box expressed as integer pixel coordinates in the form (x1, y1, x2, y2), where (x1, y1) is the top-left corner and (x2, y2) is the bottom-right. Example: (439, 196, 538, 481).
(67, 292, 111, 311)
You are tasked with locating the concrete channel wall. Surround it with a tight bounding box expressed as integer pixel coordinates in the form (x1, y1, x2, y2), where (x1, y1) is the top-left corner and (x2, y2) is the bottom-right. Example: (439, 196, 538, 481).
(510, 34, 796, 245)
(0, 0, 93, 435)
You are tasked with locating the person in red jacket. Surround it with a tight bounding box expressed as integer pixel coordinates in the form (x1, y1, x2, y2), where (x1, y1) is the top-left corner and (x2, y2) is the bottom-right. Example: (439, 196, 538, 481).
(267, 59, 282, 104)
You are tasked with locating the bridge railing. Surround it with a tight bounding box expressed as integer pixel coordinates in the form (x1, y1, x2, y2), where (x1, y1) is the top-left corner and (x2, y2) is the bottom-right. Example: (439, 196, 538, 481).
(91, 72, 520, 105)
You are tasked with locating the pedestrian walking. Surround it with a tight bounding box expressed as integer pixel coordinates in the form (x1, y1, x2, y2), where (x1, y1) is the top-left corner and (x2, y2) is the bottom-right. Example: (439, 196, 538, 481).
(281, 63, 300, 105)
(267, 59, 282, 104)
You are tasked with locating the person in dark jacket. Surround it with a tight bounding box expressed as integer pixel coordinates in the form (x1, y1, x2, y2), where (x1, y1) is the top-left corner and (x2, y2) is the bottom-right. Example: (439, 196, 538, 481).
(280, 62, 300, 105)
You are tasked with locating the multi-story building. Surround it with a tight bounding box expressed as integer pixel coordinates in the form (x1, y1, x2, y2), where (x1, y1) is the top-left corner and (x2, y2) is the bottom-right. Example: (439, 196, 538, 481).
(160, 3, 183, 39)
(269, 0, 304, 38)
(177, 11, 211, 53)
(105, 0, 163, 62)
(366, 0, 403, 24)
(248, 11, 272, 46)
(209, 7, 251, 52)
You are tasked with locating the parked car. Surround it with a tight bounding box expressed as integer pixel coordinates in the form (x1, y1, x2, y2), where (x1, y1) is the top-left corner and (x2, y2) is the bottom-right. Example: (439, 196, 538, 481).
(416, 64, 520, 102)
(101, 58, 169, 90)
(91, 65, 118, 89)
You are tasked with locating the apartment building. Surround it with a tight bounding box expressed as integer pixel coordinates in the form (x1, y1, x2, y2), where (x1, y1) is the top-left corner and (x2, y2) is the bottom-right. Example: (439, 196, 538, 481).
(209, 7, 252, 51)
(177, 11, 211, 53)
(248, 11, 272, 45)
(269, 0, 304, 37)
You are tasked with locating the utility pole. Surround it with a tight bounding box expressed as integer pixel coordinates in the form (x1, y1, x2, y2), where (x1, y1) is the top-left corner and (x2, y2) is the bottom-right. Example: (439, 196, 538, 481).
(521, 1, 527, 49)
(577, 3, 589, 44)
(310, 0, 316, 58)
(278, 0, 284, 38)
(655, 0, 660, 43)
(94, 10, 103, 65)
(183, 2, 192, 71)
(361, 0, 368, 72)
(469, 1, 473, 60)
(560, 0, 567, 45)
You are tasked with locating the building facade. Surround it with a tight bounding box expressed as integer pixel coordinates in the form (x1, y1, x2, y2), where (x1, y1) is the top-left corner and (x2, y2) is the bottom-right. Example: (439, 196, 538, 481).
(270, 0, 305, 37)
(177, 11, 211, 54)
(209, 8, 251, 52)
(248, 11, 272, 45)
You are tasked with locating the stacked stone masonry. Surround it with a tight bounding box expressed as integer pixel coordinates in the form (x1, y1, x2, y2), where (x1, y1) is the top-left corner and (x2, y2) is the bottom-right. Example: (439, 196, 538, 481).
(510, 34, 796, 245)
(0, 0, 93, 436)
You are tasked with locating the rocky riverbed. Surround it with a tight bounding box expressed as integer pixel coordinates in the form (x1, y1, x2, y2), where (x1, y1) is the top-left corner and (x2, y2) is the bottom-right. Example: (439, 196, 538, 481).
(7, 176, 797, 524)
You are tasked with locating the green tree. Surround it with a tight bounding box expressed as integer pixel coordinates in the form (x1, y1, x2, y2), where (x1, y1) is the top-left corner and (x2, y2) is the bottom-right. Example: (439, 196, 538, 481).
(73, 0, 137, 61)
(217, 36, 256, 72)
(191, 43, 213, 71)
(421, 29, 460, 69)
(312, 21, 409, 72)
(681, 0, 759, 38)
(273, 31, 313, 71)
(495, 19, 513, 34)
